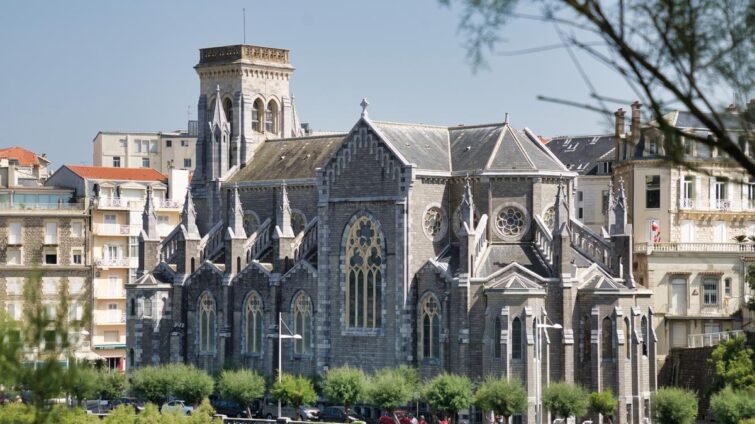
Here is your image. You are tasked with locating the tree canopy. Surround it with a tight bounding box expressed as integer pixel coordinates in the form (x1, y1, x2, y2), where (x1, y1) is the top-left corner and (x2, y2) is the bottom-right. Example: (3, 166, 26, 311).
(651, 387, 698, 424)
(588, 389, 618, 424)
(322, 366, 369, 413)
(271, 374, 318, 420)
(422, 373, 474, 417)
(217, 369, 266, 418)
(542, 382, 589, 420)
(709, 335, 755, 391)
(367, 368, 415, 414)
(710, 386, 755, 424)
(474, 377, 528, 419)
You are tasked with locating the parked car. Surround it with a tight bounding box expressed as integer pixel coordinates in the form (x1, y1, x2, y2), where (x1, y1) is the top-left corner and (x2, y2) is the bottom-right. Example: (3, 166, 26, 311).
(111, 397, 145, 413)
(352, 405, 381, 424)
(320, 406, 367, 423)
(254, 396, 319, 420)
(211, 397, 251, 418)
(161, 400, 193, 415)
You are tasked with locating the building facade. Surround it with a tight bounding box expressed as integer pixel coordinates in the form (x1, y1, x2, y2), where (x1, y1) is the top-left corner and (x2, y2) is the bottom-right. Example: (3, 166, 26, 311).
(612, 104, 753, 362)
(126, 44, 658, 424)
(92, 126, 198, 174)
(47, 165, 186, 370)
(0, 150, 93, 362)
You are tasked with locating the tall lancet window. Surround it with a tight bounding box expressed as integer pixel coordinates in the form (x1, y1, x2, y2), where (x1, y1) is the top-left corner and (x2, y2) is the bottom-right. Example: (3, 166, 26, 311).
(344, 214, 383, 329)
(293, 292, 312, 354)
(420, 294, 441, 360)
(244, 291, 263, 354)
(602, 317, 613, 359)
(511, 317, 522, 359)
(265, 101, 278, 133)
(252, 99, 264, 132)
(198, 292, 216, 353)
(223, 98, 233, 134)
(493, 317, 501, 359)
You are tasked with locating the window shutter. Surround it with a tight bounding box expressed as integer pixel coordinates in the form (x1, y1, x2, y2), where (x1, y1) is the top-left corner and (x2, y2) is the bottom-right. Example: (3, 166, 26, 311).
(709, 177, 716, 208)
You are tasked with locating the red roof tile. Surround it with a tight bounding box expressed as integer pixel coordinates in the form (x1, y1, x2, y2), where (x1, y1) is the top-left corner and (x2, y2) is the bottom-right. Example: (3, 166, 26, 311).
(0, 146, 45, 166)
(64, 165, 168, 182)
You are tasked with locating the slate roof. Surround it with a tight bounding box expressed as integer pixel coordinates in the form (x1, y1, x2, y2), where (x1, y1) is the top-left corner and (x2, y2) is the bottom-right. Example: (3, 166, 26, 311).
(228, 134, 347, 183)
(370, 122, 450, 171)
(476, 244, 551, 278)
(64, 165, 168, 182)
(546, 135, 615, 175)
(667, 110, 747, 131)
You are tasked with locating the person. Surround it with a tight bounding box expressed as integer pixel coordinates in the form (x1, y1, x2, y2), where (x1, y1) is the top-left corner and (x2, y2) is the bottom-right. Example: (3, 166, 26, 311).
(419, 415, 427, 424)
(440, 416, 448, 424)
(410, 413, 419, 424)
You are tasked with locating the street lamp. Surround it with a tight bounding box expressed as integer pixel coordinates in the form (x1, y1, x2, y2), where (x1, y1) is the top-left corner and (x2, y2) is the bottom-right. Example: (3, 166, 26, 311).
(535, 319, 562, 424)
(268, 312, 301, 419)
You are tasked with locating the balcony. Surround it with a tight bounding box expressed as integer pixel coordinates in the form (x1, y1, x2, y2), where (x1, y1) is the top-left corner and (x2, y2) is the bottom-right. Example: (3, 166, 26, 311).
(96, 197, 145, 211)
(94, 286, 126, 299)
(0, 202, 85, 211)
(156, 199, 181, 209)
(635, 242, 755, 254)
(93, 310, 126, 324)
(715, 199, 732, 211)
(95, 257, 138, 268)
(688, 330, 744, 348)
(680, 198, 694, 209)
(93, 223, 139, 236)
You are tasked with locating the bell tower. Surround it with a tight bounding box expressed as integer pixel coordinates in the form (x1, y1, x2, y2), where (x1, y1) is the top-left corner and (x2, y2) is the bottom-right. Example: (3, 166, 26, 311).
(191, 44, 304, 233)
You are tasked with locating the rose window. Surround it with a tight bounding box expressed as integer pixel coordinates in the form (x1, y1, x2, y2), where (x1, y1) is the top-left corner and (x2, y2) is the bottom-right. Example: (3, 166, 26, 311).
(543, 207, 555, 230)
(495, 206, 526, 238)
(423, 207, 446, 240)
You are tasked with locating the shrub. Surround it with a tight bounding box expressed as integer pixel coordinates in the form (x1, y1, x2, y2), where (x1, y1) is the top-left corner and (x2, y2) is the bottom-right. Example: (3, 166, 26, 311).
(542, 382, 589, 420)
(651, 387, 698, 424)
(217, 369, 266, 418)
(474, 377, 527, 420)
(322, 366, 368, 413)
(710, 386, 755, 424)
(271, 373, 318, 420)
(367, 368, 415, 416)
(422, 373, 474, 419)
(710, 336, 755, 391)
(171, 364, 214, 405)
(131, 366, 176, 406)
(588, 389, 618, 424)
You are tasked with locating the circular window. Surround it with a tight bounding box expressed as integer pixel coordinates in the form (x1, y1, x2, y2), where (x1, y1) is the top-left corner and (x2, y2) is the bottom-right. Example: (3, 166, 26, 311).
(494, 205, 528, 239)
(422, 206, 447, 241)
(243, 211, 260, 235)
(543, 206, 556, 230)
(291, 210, 307, 234)
(452, 205, 480, 236)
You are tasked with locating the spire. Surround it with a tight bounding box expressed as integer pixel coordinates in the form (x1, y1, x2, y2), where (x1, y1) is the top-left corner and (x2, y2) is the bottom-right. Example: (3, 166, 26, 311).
(611, 177, 628, 235)
(606, 178, 616, 230)
(553, 179, 569, 234)
(277, 182, 294, 238)
(142, 185, 158, 239)
(227, 184, 246, 238)
(181, 189, 200, 237)
(211, 85, 228, 127)
(459, 177, 474, 235)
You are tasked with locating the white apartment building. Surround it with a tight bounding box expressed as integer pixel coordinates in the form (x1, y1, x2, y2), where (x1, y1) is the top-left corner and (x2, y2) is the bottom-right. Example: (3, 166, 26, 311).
(92, 122, 197, 174)
(613, 104, 753, 363)
(47, 165, 187, 371)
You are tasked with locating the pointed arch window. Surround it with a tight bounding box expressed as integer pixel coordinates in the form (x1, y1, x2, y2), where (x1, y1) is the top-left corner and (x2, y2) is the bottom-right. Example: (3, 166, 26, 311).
(602, 317, 613, 359)
(641, 316, 648, 357)
(420, 294, 441, 360)
(511, 317, 522, 360)
(293, 292, 312, 354)
(198, 292, 216, 353)
(494, 317, 501, 359)
(344, 215, 383, 329)
(582, 316, 592, 362)
(244, 292, 264, 354)
(252, 99, 264, 132)
(265, 101, 278, 133)
(625, 318, 631, 359)
(223, 98, 233, 135)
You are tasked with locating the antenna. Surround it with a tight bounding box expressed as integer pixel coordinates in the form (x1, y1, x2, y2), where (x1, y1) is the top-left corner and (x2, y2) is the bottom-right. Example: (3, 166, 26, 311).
(243, 8, 246, 44)
(187, 105, 191, 122)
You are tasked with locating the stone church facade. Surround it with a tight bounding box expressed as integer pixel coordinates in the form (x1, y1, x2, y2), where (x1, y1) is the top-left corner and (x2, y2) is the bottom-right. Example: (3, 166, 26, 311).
(127, 44, 657, 424)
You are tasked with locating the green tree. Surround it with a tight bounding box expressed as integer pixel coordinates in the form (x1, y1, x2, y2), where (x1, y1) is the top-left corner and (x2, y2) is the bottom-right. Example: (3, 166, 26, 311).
(651, 387, 698, 424)
(172, 364, 214, 406)
(271, 373, 318, 420)
(367, 368, 415, 424)
(131, 366, 177, 407)
(65, 364, 101, 406)
(709, 335, 755, 391)
(422, 373, 473, 421)
(322, 365, 368, 414)
(98, 370, 127, 400)
(542, 382, 589, 420)
(709, 386, 755, 424)
(217, 369, 266, 418)
(440, 0, 755, 176)
(473, 377, 527, 422)
(588, 389, 618, 424)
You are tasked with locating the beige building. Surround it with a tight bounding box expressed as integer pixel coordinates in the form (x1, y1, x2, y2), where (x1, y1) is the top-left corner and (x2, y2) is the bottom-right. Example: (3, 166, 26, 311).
(613, 104, 753, 363)
(92, 123, 198, 174)
(0, 148, 94, 364)
(47, 165, 187, 370)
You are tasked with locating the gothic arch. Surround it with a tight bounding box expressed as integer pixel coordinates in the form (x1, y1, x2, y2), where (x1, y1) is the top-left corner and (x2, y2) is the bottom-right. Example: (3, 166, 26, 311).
(197, 291, 216, 354)
(340, 210, 386, 332)
(252, 98, 265, 132)
(602, 316, 613, 359)
(291, 290, 313, 355)
(511, 316, 523, 360)
(418, 292, 441, 360)
(242, 291, 264, 355)
(265, 98, 280, 134)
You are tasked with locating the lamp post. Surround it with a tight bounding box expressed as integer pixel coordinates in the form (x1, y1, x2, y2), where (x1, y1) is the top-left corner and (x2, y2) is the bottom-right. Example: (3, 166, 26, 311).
(269, 312, 301, 419)
(535, 320, 562, 424)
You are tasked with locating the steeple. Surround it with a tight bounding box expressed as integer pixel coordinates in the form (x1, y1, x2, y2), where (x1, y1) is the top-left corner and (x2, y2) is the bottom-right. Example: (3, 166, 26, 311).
(611, 177, 628, 235)
(276, 183, 294, 238)
(605, 178, 616, 230)
(553, 180, 569, 235)
(459, 177, 474, 235)
(181, 189, 200, 237)
(142, 185, 158, 239)
(211, 85, 228, 127)
(227, 184, 246, 239)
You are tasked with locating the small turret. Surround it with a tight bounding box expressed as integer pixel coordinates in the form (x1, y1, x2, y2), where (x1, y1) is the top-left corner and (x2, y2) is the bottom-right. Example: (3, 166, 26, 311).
(611, 177, 628, 235)
(227, 184, 246, 239)
(459, 178, 474, 236)
(552, 180, 569, 236)
(142, 185, 158, 240)
(276, 183, 294, 238)
(181, 189, 200, 238)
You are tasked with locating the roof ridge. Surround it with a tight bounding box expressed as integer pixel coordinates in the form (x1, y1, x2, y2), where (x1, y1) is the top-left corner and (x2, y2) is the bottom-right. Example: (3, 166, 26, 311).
(448, 122, 506, 130)
(264, 133, 348, 143)
(371, 120, 449, 129)
(549, 133, 613, 140)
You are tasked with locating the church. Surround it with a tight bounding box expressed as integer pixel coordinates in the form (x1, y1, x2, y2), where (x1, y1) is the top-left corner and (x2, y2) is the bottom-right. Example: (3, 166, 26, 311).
(126, 44, 657, 424)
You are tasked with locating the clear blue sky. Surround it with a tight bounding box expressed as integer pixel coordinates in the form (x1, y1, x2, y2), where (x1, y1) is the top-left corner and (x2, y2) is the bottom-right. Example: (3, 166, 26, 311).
(0, 0, 635, 168)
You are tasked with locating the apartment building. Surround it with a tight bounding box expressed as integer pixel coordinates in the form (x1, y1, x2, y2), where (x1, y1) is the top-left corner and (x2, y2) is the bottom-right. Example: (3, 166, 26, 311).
(612, 103, 753, 362)
(0, 149, 93, 363)
(47, 165, 187, 370)
(92, 122, 198, 174)
(547, 135, 616, 232)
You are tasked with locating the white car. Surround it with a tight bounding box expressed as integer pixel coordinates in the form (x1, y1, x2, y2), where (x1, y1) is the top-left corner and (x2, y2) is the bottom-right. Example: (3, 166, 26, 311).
(161, 400, 194, 415)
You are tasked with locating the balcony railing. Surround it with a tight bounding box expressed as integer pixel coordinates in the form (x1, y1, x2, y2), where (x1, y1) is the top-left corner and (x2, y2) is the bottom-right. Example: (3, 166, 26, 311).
(156, 199, 181, 209)
(635, 242, 755, 253)
(688, 330, 744, 348)
(93, 223, 139, 236)
(680, 198, 694, 209)
(94, 286, 126, 299)
(0, 202, 85, 211)
(715, 199, 732, 211)
(95, 257, 137, 268)
(93, 310, 126, 324)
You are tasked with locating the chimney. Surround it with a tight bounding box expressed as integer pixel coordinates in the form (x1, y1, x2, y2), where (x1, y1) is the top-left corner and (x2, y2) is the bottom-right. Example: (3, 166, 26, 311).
(630, 101, 642, 153)
(614, 108, 625, 161)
